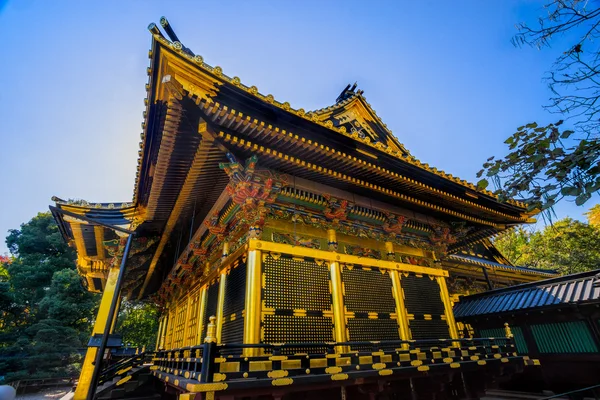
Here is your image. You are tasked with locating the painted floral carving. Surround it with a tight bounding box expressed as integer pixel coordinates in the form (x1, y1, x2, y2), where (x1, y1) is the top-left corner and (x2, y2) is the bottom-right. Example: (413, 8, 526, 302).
(344, 245, 381, 259)
(323, 195, 353, 226)
(382, 213, 406, 236)
(272, 232, 321, 249)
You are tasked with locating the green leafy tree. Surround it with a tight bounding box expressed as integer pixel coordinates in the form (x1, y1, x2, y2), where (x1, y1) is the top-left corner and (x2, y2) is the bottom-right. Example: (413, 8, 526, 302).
(1, 212, 160, 382)
(116, 301, 159, 350)
(585, 203, 600, 227)
(0, 213, 99, 382)
(495, 217, 600, 275)
(478, 1, 600, 212)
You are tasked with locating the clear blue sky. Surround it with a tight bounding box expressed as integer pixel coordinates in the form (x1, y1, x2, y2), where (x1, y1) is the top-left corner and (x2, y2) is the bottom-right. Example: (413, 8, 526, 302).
(0, 0, 597, 254)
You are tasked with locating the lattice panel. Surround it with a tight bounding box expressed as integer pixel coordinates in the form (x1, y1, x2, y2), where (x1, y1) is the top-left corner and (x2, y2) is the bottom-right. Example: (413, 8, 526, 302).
(342, 267, 396, 313)
(263, 255, 330, 311)
(222, 261, 246, 345)
(347, 318, 400, 342)
(173, 299, 188, 348)
(200, 280, 220, 340)
(263, 255, 333, 353)
(263, 315, 333, 354)
(400, 274, 449, 340)
(185, 290, 201, 346)
(408, 319, 450, 340)
(342, 266, 400, 346)
(401, 274, 446, 315)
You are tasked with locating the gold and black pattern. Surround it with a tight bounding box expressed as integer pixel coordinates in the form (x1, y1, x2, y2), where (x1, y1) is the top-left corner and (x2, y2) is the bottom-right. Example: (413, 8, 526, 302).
(342, 267, 399, 348)
(263, 315, 333, 353)
(263, 255, 330, 311)
(342, 267, 396, 313)
(401, 273, 449, 339)
(409, 318, 451, 340)
(185, 290, 201, 346)
(263, 255, 333, 353)
(221, 261, 246, 346)
(347, 318, 400, 343)
(200, 280, 220, 340)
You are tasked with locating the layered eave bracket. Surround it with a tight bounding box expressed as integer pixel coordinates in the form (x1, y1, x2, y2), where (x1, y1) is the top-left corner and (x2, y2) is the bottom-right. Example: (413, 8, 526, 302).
(50, 198, 157, 294)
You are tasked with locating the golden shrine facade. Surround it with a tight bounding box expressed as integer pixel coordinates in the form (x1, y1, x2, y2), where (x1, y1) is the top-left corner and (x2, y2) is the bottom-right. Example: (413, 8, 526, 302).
(50, 17, 552, 400)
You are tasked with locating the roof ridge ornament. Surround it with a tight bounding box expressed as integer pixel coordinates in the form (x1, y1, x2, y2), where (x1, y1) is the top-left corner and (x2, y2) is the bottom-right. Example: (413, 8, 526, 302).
(336, 82, 363, 103)
(157, 16, 195, 57)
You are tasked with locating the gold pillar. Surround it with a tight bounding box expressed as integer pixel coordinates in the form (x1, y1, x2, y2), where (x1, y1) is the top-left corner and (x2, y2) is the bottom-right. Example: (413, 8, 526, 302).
(385, 241, 395, 260)
(215, 272, 227, 343)
(160, 312, 169, 350)
(155, 316, 164, 351)
(327, 228, 338, 251)
(329, 261, 348, 353)
(437, 276, 459, 339)
(390, 271, 411, 346)
(196, 286, 207, 345)
(73, 267, 120, 400)
(183, 294, 193, 346)
(243, 247, 262, 356)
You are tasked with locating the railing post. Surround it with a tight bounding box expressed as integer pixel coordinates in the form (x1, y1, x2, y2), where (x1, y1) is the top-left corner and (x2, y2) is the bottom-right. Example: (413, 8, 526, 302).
(504, 322, 516, 353)
(200, 316, 217, 383)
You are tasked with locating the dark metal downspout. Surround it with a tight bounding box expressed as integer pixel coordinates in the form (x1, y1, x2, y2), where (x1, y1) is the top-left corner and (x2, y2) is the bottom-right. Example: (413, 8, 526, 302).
(86, 233, 134, 400)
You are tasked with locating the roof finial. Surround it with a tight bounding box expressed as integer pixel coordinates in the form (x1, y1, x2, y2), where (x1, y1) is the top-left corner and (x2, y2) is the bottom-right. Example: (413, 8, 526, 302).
(336, 82, 360, 103)
(157, 17, 195, 56)
(160, 17, 180, 43)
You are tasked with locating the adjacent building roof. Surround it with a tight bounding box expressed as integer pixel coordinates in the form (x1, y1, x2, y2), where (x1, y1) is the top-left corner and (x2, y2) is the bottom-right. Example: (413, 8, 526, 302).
(454, 269, 600, 319)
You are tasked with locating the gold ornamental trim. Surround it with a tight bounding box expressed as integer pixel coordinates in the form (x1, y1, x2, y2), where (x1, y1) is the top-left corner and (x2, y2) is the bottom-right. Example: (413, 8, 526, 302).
(248, 240, 448, 277)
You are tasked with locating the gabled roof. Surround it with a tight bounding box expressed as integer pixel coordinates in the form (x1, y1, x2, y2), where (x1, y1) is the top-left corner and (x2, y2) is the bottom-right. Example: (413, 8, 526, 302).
(51, 18, 544, 299)
(134, 19, 533, 218)
(454, 269, 600, 319)
(312, 85, 410, 156)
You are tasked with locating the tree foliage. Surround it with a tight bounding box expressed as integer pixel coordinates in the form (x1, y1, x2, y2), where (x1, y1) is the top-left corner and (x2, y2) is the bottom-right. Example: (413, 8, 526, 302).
(494, 215, 600, 275)
(585, 203, 600, 226)
(0, 212, 160, 383)
(116, 301, 159, 350)
(478, 0, 600, 212)
(0, 213, 99, 382)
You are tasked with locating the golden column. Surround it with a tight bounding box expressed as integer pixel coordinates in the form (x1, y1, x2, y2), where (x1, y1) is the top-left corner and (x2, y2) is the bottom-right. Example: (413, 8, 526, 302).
(387, 241, 411, 347)
(328, 229, 348, 352)
(155, 317, 164, 351)
(215, 242, 230, 343)
(437, 276, 459, 339)
(196, 286, 207, 345)
(243, 239, 262, 356)
(390, 271, 412, 345)
(73, 267, 120, 400)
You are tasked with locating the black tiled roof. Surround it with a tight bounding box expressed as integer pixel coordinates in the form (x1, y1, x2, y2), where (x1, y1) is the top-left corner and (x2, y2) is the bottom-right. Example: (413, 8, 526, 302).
(454, 269, 600, 318)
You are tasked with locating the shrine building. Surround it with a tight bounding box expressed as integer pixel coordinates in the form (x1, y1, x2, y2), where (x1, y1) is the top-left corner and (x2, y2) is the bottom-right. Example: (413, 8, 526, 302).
(50, 17, 552, 400)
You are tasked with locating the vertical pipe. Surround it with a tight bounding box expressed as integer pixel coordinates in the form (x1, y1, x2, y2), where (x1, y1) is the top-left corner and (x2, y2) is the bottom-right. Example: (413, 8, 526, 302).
(73, 266, 121, 400)
(481, 266, 493, 290)
(87, 234, 134, 400)
(390, 270, 411, 345)
(437, 276, 459, 340)
(215, 272, 227, 344)
(243, 247, 262, 356)
(330, 261, 348, 352)
(109, 295, 122, 334)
